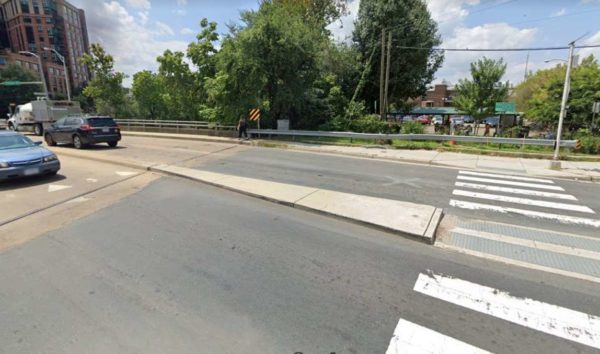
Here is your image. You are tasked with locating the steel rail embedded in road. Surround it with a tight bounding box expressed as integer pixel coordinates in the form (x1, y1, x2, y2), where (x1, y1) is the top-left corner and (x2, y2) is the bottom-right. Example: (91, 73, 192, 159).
(247, 129, 578, 148)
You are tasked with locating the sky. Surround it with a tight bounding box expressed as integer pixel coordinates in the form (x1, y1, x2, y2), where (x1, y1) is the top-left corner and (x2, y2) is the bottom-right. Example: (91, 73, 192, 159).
(68, 0, 600, 88)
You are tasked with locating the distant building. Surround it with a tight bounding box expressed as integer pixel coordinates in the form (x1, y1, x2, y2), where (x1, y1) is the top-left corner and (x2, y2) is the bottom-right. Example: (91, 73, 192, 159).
(0, 0, 90, 98)
(413, 81, 457, 108)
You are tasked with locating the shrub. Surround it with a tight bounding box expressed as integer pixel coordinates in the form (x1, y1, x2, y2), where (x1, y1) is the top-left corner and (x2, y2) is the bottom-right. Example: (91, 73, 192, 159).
(349, 114, 388, 133)
(577, 135, 600, 154)
(401, 121, 425, 134)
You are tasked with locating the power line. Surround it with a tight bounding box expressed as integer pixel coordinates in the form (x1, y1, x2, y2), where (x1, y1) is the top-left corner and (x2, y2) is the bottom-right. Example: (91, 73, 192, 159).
(394, 44, 600, 52)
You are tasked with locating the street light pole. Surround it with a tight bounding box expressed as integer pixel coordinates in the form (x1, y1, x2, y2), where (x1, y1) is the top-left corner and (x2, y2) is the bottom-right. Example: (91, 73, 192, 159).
(550, 42, 575, 170)
(19, 51, 48, 99)
(44, 47, 71, 101)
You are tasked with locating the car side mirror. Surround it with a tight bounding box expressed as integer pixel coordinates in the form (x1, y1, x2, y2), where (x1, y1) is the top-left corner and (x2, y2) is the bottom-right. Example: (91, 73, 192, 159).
(34, 141, 43, 146)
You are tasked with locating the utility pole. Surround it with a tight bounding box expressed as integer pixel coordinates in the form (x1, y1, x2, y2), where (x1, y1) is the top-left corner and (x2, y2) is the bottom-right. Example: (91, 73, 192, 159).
(44, 47, 71, 101)
(379, 28, 386, 119)
(383, 31, 392, 118)
(550, 41, 575, 170)
(524, 52, 530, 80)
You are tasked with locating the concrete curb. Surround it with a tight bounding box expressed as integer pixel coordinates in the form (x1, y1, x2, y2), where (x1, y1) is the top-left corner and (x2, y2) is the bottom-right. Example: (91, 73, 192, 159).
(149, 164, 444, 244)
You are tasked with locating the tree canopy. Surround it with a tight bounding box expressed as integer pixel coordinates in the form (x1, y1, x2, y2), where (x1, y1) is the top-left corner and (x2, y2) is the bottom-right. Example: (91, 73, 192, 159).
(0, 64, 38, 118)
(454, 57, 509, 122)
(353, 0, 443, 111)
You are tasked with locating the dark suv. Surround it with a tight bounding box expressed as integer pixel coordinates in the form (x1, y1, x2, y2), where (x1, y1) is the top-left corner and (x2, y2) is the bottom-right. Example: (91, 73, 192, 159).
(44, 116, 121, 149)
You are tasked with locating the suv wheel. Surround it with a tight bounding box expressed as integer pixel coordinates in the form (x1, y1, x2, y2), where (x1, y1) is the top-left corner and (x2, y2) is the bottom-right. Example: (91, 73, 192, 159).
(73, 135, 84, 149)
(107, 141, 118, 148)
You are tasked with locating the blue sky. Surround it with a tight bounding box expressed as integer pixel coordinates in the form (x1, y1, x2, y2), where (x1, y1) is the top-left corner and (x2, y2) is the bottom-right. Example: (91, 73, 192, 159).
(69, 0, 600, 87)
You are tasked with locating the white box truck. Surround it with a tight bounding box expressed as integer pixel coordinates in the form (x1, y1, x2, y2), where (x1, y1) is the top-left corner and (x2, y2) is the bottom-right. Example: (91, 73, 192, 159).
(7, 99, 82, 136)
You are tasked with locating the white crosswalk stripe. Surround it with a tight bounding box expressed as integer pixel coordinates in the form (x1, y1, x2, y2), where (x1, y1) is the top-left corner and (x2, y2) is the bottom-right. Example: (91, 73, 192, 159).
(450, 170, 599, 227)
(385, 318, 492, 354)
(454, 182, 578, 201)
(456, 175, 565, 191)
(459, 170, 555, 184)
(413, 272, 600, 350)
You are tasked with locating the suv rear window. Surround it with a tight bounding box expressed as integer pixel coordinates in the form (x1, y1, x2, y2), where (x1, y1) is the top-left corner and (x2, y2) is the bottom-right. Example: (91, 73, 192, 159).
(87, 118, 117, 127)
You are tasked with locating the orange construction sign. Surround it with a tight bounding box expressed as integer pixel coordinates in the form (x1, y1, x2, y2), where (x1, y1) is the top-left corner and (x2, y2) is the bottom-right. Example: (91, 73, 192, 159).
(249, 108, 261, 121)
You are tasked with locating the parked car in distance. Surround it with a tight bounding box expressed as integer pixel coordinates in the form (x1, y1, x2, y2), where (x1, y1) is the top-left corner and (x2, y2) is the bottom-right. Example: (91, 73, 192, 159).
(463, 116, 475, 123)
(450, 115, 464, 125)
(416, 115, 432, 125)
(483, 116, 500, 127)
(401, 115, 415, 123)
(0, 130, 60, 181)
(44, 116, 121, 149)
(431, 115, 444, 125)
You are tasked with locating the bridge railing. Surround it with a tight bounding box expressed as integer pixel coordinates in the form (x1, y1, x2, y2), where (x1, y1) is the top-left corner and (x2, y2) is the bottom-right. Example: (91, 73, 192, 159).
(115, 119, 237, 135)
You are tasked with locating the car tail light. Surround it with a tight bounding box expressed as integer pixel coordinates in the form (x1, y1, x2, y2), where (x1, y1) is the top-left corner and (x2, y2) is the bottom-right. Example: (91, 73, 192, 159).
(80, 124, 92, 131)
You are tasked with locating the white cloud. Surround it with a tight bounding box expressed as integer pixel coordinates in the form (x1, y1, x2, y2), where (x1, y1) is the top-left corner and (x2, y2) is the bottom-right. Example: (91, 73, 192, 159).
(553, 8, 567, 17)
(137, 11, 148, 25)
(125, 0, 150, 10)
(427, 0, 480, 35)
(328, 0, 360, 43)
(156, 21, 175, 36)
(75, 0, 188, 86)
(177, 0, 187, 5)
(577, 30, 600, 62)
(173, 9, 186, 16)
(180, 27, 195, 35)
(437, 23, 538, 84)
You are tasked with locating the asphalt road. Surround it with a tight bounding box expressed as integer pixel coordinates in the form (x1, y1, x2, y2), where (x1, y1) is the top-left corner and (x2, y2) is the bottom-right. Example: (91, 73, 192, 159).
(0, 176, 599, 353)
(194, 147, 600, 237)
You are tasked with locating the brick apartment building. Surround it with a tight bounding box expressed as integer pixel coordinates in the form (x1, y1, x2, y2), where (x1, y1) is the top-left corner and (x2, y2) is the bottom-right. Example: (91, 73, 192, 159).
(0, 0, 89, 98)
(413, 81, 457, 108)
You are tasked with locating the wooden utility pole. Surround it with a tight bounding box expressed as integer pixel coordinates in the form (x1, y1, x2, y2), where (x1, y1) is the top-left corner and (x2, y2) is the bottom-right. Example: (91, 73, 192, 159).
(379, 28, 386, 119)
(383, 31, 392, 118)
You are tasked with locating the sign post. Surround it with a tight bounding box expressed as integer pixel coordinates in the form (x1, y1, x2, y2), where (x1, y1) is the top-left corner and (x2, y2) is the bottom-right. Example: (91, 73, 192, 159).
(592, 102, 600, 129)
(249, 108, 261, 138)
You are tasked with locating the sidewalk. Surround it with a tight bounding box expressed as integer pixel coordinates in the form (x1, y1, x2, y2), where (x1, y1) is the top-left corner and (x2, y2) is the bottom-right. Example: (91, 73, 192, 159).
(121, 131, 600, 182)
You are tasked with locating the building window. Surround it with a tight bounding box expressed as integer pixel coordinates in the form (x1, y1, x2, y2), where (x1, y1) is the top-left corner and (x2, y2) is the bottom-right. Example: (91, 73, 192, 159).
(36, 17, 41, 24)
(0, 57, 6, 65)
(24, 17, 32, 23)
(32, 0, 39, 14)
(25, 26, 34, 44)
(20, 0, 29, 14)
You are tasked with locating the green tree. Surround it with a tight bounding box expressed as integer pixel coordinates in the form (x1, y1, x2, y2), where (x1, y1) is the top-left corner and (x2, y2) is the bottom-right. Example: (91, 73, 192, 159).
(132, 70, 166, 119)
(353, 0, 443, 111)
(156, 50, 199, 120)
(454, 57, 509, 127)
(526, 55, 600, 132)
(0, 64, 38, 118)
(80, 43, 127, 117)
(210, 1, 327, 127)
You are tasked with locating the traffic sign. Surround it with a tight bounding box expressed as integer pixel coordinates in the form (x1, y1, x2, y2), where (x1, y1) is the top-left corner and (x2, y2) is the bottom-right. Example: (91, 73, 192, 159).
(495, 102, 516, 113)
(249, 108, 261, 121)
(0, 80, 22, 86)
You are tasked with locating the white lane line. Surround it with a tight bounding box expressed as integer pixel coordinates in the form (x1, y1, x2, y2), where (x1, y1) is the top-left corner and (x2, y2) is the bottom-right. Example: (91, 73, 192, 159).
(116, 171, 137, 177)
(452, 190, 595, 214)
(457, 176, 565, 191)
(459, 170, 554, 184)
(414, 272, 600, 350)
(449, 200, 600, 228)
(386, 318, 492, 354)
(48, 184, 72, 193)
(455, 182, 578, 201)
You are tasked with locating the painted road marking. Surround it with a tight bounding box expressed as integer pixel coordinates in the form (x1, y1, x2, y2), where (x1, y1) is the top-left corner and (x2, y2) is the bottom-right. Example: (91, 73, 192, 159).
(116, 171, 137, 177)
(452, 190, 595, 214)
(48, 184, 72, 193)
(449, 200, 600, 228)
(386, 318, 491, 354)
(414, 272, 600, 350)
(457, 176, 565, 191)
(454, 182, 578, 201)
(459, 171, 555, 184)
(86, 178, 99, 183)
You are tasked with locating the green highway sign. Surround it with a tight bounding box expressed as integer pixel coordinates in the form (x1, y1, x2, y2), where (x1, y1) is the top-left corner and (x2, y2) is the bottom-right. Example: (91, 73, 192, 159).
(495, 102, 516, 113)
(0, 80, 22, 86)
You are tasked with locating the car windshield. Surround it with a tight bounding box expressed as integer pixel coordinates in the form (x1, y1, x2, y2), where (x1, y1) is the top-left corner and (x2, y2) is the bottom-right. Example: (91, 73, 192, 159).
(87, 118, 117, 127)
(0, 134, 34, 150)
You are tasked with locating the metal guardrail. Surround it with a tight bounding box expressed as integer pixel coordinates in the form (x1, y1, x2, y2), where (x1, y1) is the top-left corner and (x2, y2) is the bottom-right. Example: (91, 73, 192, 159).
(115, 119, 237, 131)
(248, 129, 578, 148)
